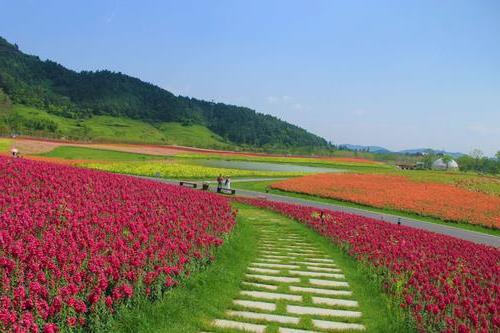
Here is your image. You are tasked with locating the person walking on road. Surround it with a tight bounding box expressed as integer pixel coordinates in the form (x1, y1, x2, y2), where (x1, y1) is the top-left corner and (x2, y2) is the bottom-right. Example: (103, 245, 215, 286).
(217, 174, 223, 192)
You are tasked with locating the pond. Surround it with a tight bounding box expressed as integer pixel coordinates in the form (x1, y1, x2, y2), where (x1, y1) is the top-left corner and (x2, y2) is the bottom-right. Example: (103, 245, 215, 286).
(186, 159, 344, 173)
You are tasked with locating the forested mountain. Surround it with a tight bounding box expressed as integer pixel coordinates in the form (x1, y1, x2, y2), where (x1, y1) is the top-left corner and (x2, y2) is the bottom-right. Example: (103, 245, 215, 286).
(0, 36, 329, 148)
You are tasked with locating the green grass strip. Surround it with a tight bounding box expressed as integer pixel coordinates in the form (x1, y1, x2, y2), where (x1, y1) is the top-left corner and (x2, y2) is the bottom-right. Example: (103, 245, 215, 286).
(39, 146, 165, 161)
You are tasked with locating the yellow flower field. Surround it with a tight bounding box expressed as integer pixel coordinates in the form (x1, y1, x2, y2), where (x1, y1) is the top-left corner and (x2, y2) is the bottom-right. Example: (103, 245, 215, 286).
(80, 160, 307, 179)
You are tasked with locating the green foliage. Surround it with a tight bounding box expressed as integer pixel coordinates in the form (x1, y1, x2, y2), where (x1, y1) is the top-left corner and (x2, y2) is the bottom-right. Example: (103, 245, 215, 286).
(0, 36, 329, 149)
(456, 154, 500, 175)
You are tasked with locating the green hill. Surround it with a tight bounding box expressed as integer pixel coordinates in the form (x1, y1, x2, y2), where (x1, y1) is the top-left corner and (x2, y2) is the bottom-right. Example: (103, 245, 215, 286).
(0, 36, 329, 150)
(0, 104, 230, 148)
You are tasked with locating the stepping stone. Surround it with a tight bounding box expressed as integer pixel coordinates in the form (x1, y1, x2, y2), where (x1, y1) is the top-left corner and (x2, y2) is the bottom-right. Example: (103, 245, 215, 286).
(246, 274, 300, 283)
(256, 258, 282, 263)
(288, 249, 322, 253)
(262, 255, 289, 259)
(292, 251, 324, 255)
(292, 261, 336, 267)
(309, 279, 349, 288)
(307, 266, 341, 273)
(242, 281, 278, 290)
(289, 270, 345, 279)
(312, 319, 365, 331)
(312, 296, 359, 308)
(260, 248, 286, 257)
(248, 267, 280, 274)
(233, 299, 277, 311)
(287, 305, 362, 318)
(279, 328, 320, 333)
(289, 286, 352, 296)
(240, 290, 302, 301)
(283, 246, 318, 250)
(309, 258, 334, 263)
(227, 310, 300, 324)
(252, 263, 300, 269)
(212, 319, 266, 333)
(293, 253, 327, 257)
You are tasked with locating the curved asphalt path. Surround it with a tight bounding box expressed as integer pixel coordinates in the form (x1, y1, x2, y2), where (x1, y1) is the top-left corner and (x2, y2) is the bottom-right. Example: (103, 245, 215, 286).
(144, 177, 500, 248)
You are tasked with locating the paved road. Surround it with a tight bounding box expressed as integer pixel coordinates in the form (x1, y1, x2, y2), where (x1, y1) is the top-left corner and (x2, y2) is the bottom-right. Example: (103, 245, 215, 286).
(145, 177, 500, 248)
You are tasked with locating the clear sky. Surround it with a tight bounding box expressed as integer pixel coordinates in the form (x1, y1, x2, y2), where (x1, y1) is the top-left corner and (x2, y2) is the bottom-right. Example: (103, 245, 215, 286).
(1, 0, 499, 155)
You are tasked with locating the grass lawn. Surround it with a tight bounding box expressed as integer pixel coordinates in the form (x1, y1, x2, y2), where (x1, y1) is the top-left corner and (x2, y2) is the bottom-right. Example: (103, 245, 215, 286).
(39, 146, 165, 161)
(158, 122, 230, 149)
(0, 138, 11, 152)
(106, 204, 410, 333)
(232, 180, 500, 237)
(403, 170, 500, 196)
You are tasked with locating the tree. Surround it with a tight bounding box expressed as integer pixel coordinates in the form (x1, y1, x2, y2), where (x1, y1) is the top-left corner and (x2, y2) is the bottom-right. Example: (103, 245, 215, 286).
(496, 151, 500, 161)
(470, 149, 484, 159)
(441, 155, 452, 170)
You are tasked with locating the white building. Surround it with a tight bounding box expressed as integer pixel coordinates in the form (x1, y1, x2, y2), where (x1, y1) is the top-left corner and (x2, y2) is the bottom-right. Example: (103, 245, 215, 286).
(431, 158, 459, 171)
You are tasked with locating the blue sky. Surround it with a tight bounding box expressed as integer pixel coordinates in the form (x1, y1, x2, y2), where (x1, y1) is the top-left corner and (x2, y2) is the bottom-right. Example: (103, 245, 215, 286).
(1, 0, 499, 155)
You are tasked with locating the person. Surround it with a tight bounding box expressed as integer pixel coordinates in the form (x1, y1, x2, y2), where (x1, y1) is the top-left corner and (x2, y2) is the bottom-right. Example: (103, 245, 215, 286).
(216, 174, 223, 192)
(224, 176, 231, 190)
(11, 147, 18, 158)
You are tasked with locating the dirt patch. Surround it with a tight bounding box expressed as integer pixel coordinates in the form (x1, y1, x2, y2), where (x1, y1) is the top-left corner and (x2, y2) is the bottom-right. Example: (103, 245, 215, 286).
(12, 139, 64, 154)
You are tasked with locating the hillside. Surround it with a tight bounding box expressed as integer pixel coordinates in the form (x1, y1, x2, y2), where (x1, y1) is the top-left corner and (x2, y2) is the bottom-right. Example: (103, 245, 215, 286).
(0, 36, 328, 149)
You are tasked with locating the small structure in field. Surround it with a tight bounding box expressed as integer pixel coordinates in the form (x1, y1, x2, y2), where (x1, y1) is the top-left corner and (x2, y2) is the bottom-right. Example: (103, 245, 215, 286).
(397, 163, 417, 170)
(396, 162, 425, 170)
(432, 158, 459, 170)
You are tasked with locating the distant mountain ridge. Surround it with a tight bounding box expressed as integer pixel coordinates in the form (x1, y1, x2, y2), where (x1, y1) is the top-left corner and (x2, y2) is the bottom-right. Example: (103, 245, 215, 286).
(341, 144, 391, 153)
(341, 144, 464, 157)
(0, 36, 328, 149)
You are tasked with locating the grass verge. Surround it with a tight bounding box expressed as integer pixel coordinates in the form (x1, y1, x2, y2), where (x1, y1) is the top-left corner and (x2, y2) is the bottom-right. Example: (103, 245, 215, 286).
(232, 180, 500, 237)
(0, 138, 11, 152)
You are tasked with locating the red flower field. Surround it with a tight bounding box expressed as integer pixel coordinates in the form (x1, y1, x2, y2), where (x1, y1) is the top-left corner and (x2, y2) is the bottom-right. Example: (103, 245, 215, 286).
(271, 173, 500, 228)
(235, 197, 500, 333)
(0, 156, 235, 332)
(238, 198, 500, 333)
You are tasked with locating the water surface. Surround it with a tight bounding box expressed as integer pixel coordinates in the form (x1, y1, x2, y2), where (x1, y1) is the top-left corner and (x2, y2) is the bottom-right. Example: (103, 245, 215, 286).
(189, 159, 344, 173)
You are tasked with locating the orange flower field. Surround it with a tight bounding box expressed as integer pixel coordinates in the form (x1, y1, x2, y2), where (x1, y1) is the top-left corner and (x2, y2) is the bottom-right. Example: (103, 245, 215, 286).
(271, 173, 500, 228)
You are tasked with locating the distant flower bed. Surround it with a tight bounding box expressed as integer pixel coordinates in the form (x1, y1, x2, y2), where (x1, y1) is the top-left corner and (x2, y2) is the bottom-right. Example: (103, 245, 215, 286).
(80, 160, 307, 179)
(0, 157, 235, 332)
(235, 197, 500, 333)
(271, 173, 500, 228)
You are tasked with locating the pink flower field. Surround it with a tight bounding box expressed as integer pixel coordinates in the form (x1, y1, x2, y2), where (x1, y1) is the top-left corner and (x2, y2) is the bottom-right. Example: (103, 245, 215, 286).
(235, 197, 500, 333)
(0, 157, 235, 332)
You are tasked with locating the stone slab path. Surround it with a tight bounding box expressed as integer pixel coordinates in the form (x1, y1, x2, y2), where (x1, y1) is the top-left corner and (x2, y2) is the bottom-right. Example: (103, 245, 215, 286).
(204, 212, 365, 332)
